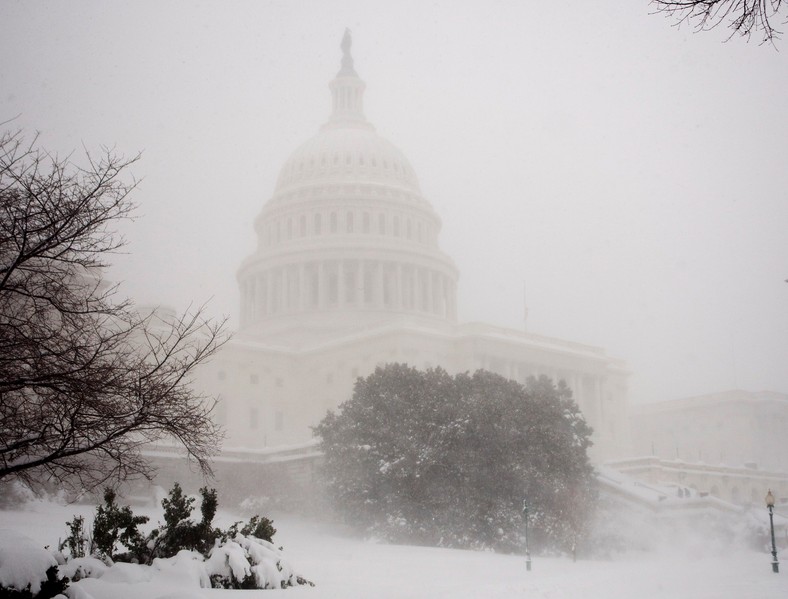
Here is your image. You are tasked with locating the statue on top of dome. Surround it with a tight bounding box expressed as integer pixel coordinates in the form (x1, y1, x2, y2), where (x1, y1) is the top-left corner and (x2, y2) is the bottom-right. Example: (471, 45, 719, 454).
(339, 28, 357, 76)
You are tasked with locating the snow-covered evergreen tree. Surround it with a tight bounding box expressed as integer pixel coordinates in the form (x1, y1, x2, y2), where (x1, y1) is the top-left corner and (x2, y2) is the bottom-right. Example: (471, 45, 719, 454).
(315, 364, 596, 553)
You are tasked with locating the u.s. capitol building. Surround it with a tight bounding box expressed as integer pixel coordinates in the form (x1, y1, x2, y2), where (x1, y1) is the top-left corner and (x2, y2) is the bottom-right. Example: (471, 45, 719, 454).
(195, 33, 631, 463)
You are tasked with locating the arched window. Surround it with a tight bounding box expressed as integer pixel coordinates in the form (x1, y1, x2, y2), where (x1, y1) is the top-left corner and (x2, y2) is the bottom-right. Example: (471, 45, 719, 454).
(406, 219, 412, 239)
(330, 212, 338, 233)
(362, 212, 370, 233)
(347, 212, 354, 233)
(300, 215, 306, 236)
(378, 214, 386, 234)
(314, 213, 322, 235)
(393, 215, 400, 237)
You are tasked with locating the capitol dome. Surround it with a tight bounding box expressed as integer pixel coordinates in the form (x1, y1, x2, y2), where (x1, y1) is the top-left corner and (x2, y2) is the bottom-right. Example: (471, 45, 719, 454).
(237, 31, 458, 341)
(273, 128, 424, 199)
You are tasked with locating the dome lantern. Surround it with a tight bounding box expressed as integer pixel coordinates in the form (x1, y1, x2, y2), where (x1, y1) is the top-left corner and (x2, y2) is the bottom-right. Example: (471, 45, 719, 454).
(327, 29, 368, 129)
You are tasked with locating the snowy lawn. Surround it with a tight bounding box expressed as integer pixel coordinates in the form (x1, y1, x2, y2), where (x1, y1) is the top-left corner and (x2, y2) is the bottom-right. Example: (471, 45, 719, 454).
(1, 498, 787, 599)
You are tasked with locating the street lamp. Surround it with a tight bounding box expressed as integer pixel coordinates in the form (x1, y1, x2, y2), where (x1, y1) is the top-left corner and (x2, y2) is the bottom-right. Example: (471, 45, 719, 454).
(522, 499, 532, 571)
(766, 489, 779, 573)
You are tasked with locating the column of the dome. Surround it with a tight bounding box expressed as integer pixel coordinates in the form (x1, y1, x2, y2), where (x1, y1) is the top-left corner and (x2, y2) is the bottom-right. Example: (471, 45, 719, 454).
(437, 276, 445, 317)
(298, 263, 305, 312)
(409, 267, 416, 310)
(427, 270, 434, 315)
(337, 261, 345, 307)
(414, 268, 421, 311)
(376, 261, 384, 308)
(318, 262, 326, 309)
(266, 272, 273, 316)
(448, 281, 457, 320)
(280, 268, 287, 312)
(394, 262, 405, 310)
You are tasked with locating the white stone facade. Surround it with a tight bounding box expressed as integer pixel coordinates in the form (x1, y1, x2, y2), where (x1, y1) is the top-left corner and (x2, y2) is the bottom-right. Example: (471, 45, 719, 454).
(196, 34, 632, 463)
(631, 390, 788, 473)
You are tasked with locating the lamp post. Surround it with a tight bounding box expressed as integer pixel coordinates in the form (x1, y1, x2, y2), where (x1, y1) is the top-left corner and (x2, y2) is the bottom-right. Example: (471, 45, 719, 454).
(766, 489, 780, 574)
(522, 499, 532, 571)
(766, 489, 780, 573)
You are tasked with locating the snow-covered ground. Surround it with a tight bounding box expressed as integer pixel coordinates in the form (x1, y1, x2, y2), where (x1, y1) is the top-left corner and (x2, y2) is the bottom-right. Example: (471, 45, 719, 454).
(1, 497, 786, 599)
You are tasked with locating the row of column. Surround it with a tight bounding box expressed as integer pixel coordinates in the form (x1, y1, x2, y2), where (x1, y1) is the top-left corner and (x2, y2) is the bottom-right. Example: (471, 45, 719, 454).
(489, 359, 606, 427)
(241, 259, 457, 324)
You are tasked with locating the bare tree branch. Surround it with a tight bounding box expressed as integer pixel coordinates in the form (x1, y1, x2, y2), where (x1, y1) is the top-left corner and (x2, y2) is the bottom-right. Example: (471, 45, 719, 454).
(0, 130, 229, 493)
(651, 0, 786, 43)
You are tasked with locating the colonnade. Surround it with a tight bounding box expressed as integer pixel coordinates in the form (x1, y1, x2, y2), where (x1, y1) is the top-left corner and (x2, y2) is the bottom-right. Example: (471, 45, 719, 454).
(240, 259, 457, 324)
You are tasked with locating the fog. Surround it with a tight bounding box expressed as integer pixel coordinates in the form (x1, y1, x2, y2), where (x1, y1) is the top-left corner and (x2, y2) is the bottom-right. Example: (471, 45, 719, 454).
(2, 1, 787, 405)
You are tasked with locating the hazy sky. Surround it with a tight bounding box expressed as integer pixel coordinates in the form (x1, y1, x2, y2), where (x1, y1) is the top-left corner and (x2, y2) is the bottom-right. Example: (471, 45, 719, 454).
(2, 1, 787, 404)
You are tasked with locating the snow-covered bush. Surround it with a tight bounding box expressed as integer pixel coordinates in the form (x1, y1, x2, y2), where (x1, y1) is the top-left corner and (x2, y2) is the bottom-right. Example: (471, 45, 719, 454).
(205, 534, 312, 589)
(57, 558, 108, 583)
(0, 530, 68, 598)
(58, 483, 312, 591)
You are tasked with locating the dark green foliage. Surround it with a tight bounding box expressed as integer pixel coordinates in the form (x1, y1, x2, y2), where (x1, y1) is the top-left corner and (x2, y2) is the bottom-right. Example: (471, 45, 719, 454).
(60, 516, 87, 559)
(209, 572, 259, 590)
(224, 515, 277, 543)
(243, 515, 276, 542)
(147, 484, 221, 559)
(36, 567, 69, 599)
(0, 566, 68, 599)
(314, 365, 596, 553)
(92, 489, 149, 562)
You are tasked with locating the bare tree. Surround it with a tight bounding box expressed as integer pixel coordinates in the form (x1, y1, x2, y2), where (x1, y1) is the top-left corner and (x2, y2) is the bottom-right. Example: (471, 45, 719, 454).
(652, 0, 787, 43)
(0, 129, 227, 492)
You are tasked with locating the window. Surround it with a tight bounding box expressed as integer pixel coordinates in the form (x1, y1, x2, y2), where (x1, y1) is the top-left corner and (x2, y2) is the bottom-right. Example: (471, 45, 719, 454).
(275, 411, 284, 431)
(249, 407, 259, 430)
(330, 212, 338, 233)
(275, 377, 283, 388)
(250, 374, 259, 384)
(347, 212, 354, 233)
(393, 215, 400, 236)
(300, 215, 306, 236)
(378, 214, 386, 234)
(362, 212, 370, 233)
(314, 213, 322, 234)
(217, 370, 227, 381)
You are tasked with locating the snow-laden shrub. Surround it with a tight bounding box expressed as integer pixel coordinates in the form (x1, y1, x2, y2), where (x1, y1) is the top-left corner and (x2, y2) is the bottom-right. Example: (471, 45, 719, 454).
(58, 483, 313, 591)
(0, 530, 68, 598)
(57, 559, 107, 583)
(150, 550, 210, 589)
(204, 534, 312, 590)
